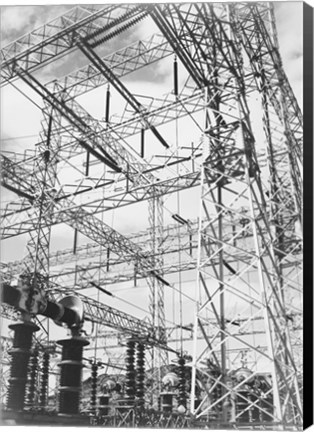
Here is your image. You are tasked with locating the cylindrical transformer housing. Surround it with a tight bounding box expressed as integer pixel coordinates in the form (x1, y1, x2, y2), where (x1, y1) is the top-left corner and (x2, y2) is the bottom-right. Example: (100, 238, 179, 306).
(7, 321, 39, 411)
(57, 336, 89, 415)
(98, 394, 110, 416)
(160, 392, 175, 413)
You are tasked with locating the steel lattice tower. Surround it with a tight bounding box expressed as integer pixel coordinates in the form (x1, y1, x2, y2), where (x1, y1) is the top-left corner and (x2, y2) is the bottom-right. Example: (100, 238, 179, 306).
(0, 2, 303, 429)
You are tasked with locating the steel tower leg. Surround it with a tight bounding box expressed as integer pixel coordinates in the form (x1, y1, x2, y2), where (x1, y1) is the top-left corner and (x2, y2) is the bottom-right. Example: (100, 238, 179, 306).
(187, 4, 302, 427)
(148, 194, 168, 408)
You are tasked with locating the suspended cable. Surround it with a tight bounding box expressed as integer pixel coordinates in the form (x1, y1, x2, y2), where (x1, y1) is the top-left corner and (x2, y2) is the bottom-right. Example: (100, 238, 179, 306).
(174, 54, 184, 354)
(105, 84, 111, 125)
(94, 126, 108, 361)
(87, 280, 193, 330)
(0, 134, 39, 141)
(8, 80, 44, 111)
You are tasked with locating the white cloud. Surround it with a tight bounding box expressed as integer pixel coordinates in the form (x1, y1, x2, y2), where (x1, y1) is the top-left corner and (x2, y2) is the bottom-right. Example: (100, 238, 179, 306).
(1, 5, 72, 47)
(0, 80, 44, 151)
(0, 3, 304, 354)
(275, 2, 303, 106)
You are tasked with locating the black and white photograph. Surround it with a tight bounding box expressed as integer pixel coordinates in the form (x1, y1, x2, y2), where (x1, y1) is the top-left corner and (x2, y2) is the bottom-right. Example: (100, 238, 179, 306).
(0, 1, 312, 429)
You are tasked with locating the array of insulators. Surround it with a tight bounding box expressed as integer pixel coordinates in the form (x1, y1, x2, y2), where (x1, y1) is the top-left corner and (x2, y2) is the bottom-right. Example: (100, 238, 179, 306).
(57, 336, 89, 415)
(135, 343, 145, 407)
(125, 340, 136, 402)
(3, 324, 276, 424)
(85, 6, 139, 41)
(26, 348, 39, 407)
(177, 356, 186, 408)
(90, 361, 98, 412)
(173, 55, 178, 97)
(105, 86, 110, 124)
(6, 321, 39, 411)
(87, 11, 147, 49)
(39, 351, 50, 408)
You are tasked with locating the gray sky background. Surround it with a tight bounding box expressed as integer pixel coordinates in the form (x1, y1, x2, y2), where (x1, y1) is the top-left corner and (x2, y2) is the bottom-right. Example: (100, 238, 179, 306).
(0, 2, 306, 360)
(0, 1, 304, 255)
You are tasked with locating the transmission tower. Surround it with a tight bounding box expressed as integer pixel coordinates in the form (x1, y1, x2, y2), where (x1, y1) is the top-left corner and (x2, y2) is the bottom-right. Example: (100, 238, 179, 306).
(0, 2, 303, 429)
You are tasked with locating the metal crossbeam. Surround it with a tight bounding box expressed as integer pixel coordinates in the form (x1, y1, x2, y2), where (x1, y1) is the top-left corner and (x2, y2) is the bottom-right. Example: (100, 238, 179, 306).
(78, 37, 170, 149)
(1, 4, 143, 84)
(0, 154, 158, 277)
(0, 286, 170, 349)
(14, 67, 156, 182)
(1, 3, 303, 427)
(51, 33, 172, 98)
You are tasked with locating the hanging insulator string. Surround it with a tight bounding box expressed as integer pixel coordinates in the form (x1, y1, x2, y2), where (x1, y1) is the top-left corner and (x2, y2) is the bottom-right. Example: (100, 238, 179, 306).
(141, 128, 145, 158)
(174, 54, 184, 353)
(90, 361, 98, 414)
(39, 351, 50, 409)
(26, 347, 39, 407)
(105, 84, 110, 125)
(85, 151, 90, 177)
(135, 343, 145, 408)
(177, 355, 186, 410)
(174, 55, 178, 98)
(73, 228, 78, 254)
(125, 339, 136, 404)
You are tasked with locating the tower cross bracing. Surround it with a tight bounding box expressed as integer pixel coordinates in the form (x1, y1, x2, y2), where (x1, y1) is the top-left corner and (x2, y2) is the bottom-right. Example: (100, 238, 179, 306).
(0, 2, 303, 429)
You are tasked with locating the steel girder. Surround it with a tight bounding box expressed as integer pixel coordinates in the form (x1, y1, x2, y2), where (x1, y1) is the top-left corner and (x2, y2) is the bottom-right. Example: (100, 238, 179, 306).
(0, 153, 158, 276)
(235, 3, 303, 227)
(0, 86, 204, 231)
(49, 33, 172, 98)
(147, 2, 302, 425)
(0, 286, 170, 350)
(14, 66, 157, 182)
(1, 25, 202, 230)
(77, 37, 170, 149)
(1, 170, 201, 239)
(1, 4, 145, 84)
(1, 3, 303, 427)
(2, 217, 302, 294)
(0, 90, 204, 237)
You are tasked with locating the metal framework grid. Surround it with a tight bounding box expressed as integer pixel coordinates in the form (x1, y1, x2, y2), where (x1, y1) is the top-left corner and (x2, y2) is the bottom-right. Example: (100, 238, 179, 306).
(0, 2, 303, 429)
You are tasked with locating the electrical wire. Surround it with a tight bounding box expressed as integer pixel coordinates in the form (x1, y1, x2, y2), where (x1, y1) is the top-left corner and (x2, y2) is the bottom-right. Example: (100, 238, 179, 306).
(86, 281, 193, 331)
(7, 80, 44, 111)
(0, 134, 39, 141)
(174, 55, 184, 354)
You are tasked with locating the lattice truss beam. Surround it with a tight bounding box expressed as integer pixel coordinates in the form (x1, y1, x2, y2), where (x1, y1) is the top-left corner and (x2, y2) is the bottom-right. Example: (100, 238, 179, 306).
(1, 2, 302, 427)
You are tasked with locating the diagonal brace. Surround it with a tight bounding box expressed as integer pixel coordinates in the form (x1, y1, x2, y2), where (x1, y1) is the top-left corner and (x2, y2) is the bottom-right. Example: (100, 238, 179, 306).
(77, 37, 170, 149)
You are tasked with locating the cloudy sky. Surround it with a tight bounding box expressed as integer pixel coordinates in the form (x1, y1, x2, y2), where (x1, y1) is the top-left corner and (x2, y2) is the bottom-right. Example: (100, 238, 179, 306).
(0, 2, 305, 362)
(0, 1, 304, 251)
(0, 1, 304, 147)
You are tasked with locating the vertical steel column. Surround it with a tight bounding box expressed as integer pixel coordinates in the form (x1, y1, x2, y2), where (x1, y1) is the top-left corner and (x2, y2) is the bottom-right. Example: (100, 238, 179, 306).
(147, 194, 167, 408)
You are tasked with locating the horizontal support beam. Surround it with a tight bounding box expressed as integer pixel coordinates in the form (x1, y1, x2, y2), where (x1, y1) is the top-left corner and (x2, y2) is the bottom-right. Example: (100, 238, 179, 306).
(1, 5, 143, 84)
(0, 282, 173, 349)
